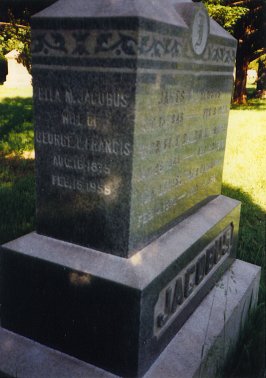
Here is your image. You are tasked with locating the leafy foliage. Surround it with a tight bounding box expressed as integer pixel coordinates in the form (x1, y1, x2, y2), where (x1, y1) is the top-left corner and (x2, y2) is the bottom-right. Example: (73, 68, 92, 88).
(0, 10, 31, 73)
(0, 54, 7, 83)
(204, 0, 266, 103)
(205, 2, 249, 33)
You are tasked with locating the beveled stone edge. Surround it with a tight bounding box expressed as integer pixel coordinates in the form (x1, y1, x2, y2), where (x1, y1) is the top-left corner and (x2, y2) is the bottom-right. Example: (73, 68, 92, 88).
(30, 0, 236, 43)
(1, 195, 240, 290)
(31, 0, 187, 29)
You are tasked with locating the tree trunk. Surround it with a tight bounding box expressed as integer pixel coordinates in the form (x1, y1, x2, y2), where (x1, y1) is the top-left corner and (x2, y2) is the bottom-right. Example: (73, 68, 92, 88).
(233, 47, 249, 104)
(256, 58, 266, 99)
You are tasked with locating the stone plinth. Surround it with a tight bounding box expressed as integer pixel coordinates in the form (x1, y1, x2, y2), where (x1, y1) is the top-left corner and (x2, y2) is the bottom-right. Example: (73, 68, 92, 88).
(0, 259, 261, 378)
(0, 196, 240, 377)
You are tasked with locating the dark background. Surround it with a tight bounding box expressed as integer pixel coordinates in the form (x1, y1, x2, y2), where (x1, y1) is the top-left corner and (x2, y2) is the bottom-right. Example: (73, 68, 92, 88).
(0, 0, 58, 21)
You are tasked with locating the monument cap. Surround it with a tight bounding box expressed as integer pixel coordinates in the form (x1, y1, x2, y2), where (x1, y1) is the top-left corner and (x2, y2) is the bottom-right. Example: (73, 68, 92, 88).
(33, 0, 187, 28)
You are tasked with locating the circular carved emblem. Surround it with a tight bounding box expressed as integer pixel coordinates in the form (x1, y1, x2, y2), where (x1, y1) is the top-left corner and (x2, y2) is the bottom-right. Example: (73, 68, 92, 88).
(191, 8, 209, 56)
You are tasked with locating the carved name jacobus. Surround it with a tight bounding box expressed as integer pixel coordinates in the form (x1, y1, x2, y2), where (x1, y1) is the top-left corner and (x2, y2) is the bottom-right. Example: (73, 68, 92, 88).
(32, 29, 235, 65)
(154, 224, 234, 337)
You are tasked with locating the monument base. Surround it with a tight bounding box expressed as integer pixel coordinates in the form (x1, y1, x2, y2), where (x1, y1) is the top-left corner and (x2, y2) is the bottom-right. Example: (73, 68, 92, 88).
(0, 259, 260, 378)
(0, 196, 241, 377)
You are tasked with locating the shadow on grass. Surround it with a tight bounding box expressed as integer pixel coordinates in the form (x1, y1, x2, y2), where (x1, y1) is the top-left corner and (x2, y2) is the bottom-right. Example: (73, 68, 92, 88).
(231, 87, 266, 111)
(231, 98, 266, 111)
(0, 97, 33, 156)
(0, 157, 35, 245)
(221, 183, 265, 378)
(222, 184, 265, 271)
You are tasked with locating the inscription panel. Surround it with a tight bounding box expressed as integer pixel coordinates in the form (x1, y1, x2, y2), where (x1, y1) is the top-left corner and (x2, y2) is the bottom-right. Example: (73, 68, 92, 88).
(129, 71, 233, 248)
(34, 69, 136, 256)
(34, 67, 234, 254)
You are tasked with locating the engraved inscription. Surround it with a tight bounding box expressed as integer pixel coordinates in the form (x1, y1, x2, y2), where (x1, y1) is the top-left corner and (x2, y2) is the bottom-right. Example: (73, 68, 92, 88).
(130, 73, 232, 243)
(36, 87, 129, 108)
(34, 72, 133, 207)
(33, 51, 139, 213)
(35, 131, 131, 156)
(62, 109, 83, 127)
(53, 154, 111, 175)
(51, 174, 112, 196)
(154, 224, 234, 336)
(61, 110, 98, 129)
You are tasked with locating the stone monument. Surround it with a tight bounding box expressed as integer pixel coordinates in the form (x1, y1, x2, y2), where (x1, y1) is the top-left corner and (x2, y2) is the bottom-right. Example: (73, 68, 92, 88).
(4, 50, 32, 87)
(0, 1, 241, 377)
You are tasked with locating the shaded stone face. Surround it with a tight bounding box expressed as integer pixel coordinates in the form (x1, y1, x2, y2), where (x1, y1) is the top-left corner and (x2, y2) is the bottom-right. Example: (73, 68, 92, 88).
(32, 1, 237, 257)
(34, 69, 136, 255)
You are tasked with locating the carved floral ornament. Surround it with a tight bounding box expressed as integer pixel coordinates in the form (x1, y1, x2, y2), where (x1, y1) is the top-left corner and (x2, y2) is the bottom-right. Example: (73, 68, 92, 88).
(31, 30, 235, 64)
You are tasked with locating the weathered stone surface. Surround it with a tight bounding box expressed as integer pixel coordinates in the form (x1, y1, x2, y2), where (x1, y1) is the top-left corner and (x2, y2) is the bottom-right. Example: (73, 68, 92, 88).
(0, 259, 261, 378)
(31, 0, 237, 257)
(0, 196, 240, 377)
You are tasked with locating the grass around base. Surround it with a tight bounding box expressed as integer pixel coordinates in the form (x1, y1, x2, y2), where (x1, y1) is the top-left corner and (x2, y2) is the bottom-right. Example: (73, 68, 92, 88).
(223, 101, 266, 210)
(0, 156, 35, 244)
(222, 96, 266, 296)
(220, 95, 266, 378)
(222, 96, 265, 283)
(0, 85, 35, 243)
(0, 86, 33, 100)
(0, 86, 33, 156)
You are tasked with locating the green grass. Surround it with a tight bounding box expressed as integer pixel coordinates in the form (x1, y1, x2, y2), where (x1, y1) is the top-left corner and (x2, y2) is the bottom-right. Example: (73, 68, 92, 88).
(0, 86, 33, 100)
(221, 94, 266, 378)
(0, 86, 265, 376)
(223, 96, 266, 270)
(0, 86, 34, 156)
(220, 303, 265, 378)
(0, 163, 35, 243)
(223, 107, 266, 209)
(0, 85, 35, 242)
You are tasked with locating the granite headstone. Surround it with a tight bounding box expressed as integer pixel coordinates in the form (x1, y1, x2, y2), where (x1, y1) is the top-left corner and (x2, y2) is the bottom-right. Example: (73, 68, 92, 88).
(0, 1, 240, 377)
(31, 0, 237, 257)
